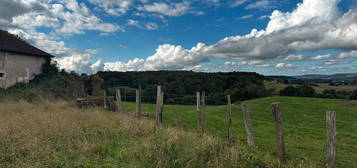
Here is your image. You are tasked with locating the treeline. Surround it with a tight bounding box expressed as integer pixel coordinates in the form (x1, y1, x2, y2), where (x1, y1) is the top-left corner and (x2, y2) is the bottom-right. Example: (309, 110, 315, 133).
(280, 85, 357, 100)
(0, 62, 270, 104)
(97, 71, 269, 104)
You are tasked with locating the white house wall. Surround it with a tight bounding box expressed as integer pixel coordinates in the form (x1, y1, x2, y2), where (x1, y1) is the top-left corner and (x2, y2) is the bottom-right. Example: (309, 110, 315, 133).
(0, 51, 46, 88)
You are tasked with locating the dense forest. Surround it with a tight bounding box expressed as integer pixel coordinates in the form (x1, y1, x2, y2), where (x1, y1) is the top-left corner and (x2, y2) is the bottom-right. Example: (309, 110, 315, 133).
(97, 71, 269, 104)
(0, 62, 270, 104)
(3, 61, 357, 104)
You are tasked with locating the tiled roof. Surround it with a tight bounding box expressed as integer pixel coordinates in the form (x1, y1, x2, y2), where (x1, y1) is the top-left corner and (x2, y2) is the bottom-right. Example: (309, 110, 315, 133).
(0, 30, 54, 58)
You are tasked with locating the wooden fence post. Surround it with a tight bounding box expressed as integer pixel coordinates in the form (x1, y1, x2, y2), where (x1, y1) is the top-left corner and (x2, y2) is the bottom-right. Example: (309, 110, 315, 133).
(272, 102, 286, 162)
(116, 88, 121, 111)
(136, 89, 141, 118)
(159, 91, 164, 123)
(196, 92, 201, 130)
(156, 85, 162, 125)
(326, 111, 336, 168)
(227, 95, 233, 145)
(124, 87, 127, 101)
(103, 91, 107, 109)
(242, 104, 255, 147)
(200, 91, 206, 136)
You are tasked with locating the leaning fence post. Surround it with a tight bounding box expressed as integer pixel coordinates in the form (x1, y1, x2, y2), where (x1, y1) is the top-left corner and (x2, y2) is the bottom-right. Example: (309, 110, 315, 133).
(326, 111, 336, 168)
(272, 102, 286, 162)
(136, 89, 141, 118)
(242, 104, 255, 147)
(116, 88, 121, 111)
(156, 85, 162, 125)
(200, 91, 206, 136)
(227, 95, 233, 145)
(103, 91, 107, 109)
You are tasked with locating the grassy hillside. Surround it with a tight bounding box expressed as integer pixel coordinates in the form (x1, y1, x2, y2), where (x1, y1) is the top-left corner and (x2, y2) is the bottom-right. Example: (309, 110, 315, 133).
(0, 100, 315, 168)
(121, 96, 357, 167)
(264, 80, 357, 94)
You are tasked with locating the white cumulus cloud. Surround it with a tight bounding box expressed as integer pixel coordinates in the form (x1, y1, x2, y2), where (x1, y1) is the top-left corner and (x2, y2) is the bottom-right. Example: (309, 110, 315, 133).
(276, 63, 293, 68)
(138, 1, 191, 16)
(144, 43, 208, 70)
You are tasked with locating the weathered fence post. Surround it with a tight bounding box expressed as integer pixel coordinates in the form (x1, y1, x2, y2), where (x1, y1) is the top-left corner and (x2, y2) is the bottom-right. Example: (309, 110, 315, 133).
(156, 85, 162, 125)
(227, 95, 233, 145)
(124, 87, 127, 101)
(136, 89, 141, 118)
(326, 111, 336, 168)
(242, 104, 255, 147)
(116, 88, 121, 111)
(196, 92, 201, 130)
(159, 91, 164, 123)
(200, 91, 206, 136)
(103, 91, 107, 109)
(272, 102, 286, 162)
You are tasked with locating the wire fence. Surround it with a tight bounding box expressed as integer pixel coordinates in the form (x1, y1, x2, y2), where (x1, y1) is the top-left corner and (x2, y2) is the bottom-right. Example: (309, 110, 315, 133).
(104, 85, 357, 167)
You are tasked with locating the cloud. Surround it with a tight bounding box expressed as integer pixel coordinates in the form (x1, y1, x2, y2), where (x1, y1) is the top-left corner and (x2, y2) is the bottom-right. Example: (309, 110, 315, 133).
(138, 1, 191, 16)
(88, 0, 133, 16)
(51, 1, 121, 35)
(230, 0, 248, 8)
(245, 0, 276, 10)
(310, 54, 332, 60)
(201, 0, 357, 60)
(12, 14, 60, 29)
(104, 58, 145, 71)
(248, 60, 271, 67)
(127, 19, 139, 26)
(275, 63, 293, 68)
(319, 59, 352, 66)
(127, 19, 158, 30)
(144, 22, 158, 30)
(240, 15, 253, 19)
(2, 0, 357, 74)
(258, 15, 269, 20)
(0, 0, 46, 21)
(202, 0, 220, 6)
(144, 43, 208, 70)
(55, 49, 99, 73)
(283, 54, 304, 61)
(1, 0, 121, 36)
(8, 29, 70, 55)
(337, 51, 357, 58)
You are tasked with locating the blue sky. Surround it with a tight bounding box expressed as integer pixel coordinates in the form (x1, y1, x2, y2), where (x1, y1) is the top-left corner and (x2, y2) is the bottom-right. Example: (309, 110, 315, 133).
(0, 0, 356, 75)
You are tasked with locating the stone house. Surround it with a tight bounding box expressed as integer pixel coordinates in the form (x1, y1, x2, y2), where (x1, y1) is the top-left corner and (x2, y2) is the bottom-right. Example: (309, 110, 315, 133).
(0, 30, 54, 88)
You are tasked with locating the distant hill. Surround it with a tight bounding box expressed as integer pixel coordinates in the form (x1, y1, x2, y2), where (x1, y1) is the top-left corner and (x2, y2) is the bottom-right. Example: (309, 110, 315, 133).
(294, 73, 357, 85)
(295, 73, 357, 80)
(265, 73, 357, 85)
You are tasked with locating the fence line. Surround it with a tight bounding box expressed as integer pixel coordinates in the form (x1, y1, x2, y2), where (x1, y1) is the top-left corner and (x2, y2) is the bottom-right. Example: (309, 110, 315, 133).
(106, 85, 357, 167)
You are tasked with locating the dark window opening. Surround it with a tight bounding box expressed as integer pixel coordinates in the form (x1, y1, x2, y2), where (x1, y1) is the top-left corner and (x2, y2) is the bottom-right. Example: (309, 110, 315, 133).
(0, 73, 4, 78)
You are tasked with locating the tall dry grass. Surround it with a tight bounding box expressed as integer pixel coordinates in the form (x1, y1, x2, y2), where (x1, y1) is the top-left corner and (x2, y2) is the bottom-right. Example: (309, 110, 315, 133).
(0, 101, 316, 168)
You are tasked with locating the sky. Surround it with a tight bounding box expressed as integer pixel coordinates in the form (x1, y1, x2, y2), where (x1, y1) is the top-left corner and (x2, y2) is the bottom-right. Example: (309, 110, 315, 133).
(0, 0, 356, 76)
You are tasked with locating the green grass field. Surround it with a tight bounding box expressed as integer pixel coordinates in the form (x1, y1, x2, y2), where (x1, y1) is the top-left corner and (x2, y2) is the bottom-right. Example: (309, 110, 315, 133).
(121, 96, 357, 167)
(1, 101, 274, 168)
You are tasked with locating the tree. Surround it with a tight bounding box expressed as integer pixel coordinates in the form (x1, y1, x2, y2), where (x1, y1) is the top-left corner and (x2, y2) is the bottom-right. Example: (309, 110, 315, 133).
(89, 75, 105, 96)
(350, 90, 357, 100)
(280, 86, 297, 96)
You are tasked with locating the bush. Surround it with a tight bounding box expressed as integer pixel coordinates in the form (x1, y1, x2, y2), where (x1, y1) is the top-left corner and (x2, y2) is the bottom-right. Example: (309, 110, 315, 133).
(350, 90, 357, 100)
(280, 85, 316, 97)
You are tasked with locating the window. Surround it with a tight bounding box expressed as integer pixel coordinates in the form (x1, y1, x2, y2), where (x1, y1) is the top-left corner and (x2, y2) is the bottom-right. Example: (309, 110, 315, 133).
(0, 71, 5, 80)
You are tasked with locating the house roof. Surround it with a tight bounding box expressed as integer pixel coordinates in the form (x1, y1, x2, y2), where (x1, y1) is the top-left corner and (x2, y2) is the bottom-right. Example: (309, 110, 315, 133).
(0, 30, 54, 58)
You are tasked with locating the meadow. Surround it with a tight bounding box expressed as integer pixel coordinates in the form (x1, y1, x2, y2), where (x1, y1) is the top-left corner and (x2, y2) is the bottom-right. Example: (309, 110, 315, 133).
(0, 100, 315, 168)
(121, 96, 357, 167)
